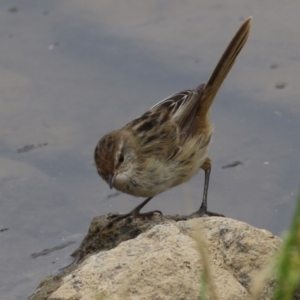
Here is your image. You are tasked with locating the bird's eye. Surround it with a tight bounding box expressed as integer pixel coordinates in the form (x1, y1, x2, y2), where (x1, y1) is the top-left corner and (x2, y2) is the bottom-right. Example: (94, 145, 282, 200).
(118, 153, 124, 163)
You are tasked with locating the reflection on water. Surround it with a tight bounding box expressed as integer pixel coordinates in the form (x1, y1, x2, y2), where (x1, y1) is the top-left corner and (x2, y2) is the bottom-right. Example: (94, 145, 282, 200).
(0, 1, 299, 299)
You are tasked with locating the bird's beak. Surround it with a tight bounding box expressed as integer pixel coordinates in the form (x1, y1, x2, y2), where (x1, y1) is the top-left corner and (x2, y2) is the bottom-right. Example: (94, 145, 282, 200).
(108, 173, 115, 189)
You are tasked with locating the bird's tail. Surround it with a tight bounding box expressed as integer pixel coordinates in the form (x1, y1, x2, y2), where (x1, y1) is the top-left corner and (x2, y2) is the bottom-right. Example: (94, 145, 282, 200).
(196, 17, 252, 119)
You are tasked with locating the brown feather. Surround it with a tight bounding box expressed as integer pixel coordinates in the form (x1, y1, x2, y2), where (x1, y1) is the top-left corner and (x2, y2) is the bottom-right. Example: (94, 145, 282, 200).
(194, 17, 252, 133)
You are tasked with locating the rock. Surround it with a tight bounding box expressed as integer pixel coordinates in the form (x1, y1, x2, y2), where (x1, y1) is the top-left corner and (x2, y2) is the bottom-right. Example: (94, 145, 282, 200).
(29, 216, 282, 300)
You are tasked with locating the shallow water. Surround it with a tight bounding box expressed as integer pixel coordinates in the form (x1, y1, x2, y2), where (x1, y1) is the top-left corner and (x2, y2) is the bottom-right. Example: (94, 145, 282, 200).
(0, 1, 299, 299)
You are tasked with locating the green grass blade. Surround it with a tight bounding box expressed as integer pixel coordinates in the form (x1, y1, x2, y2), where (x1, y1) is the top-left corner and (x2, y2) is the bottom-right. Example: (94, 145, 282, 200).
(273, 191, 300, 299)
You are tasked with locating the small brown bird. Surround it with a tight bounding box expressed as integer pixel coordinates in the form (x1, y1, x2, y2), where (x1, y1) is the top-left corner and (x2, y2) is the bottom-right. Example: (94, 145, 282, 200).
(94, 17, 252, 225)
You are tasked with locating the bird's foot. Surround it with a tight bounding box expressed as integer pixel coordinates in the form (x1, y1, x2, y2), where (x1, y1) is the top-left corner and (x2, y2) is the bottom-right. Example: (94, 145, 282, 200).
(188, 205, 225, 219)
(102, 209, 162, 230)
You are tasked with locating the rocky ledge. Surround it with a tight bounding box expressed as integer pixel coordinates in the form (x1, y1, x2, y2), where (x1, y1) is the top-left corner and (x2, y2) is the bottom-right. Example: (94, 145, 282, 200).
(29, 215, 283, 300)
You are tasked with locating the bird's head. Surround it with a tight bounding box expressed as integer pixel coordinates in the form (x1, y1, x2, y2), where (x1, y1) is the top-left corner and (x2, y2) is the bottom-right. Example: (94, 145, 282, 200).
(94, 131, 136, 190)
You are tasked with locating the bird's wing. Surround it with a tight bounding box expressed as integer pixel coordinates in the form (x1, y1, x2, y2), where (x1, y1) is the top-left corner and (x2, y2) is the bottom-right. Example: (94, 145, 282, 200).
(151, 83, 206, 139)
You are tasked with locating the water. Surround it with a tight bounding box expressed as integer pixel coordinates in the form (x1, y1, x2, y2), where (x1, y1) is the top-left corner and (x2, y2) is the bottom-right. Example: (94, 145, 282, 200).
(0, 1, 299, 299)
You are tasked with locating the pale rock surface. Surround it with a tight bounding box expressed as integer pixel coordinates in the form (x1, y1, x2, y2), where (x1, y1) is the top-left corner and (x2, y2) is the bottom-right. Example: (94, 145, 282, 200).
(31, 217, 281, 300)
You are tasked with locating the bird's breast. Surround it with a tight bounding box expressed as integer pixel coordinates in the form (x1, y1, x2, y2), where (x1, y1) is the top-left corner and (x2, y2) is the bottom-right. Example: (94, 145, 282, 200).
(113, 137, 210, 198)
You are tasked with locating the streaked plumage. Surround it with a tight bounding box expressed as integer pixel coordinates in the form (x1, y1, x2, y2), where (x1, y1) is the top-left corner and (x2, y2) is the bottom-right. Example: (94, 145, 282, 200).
(94, 18, 252, 227)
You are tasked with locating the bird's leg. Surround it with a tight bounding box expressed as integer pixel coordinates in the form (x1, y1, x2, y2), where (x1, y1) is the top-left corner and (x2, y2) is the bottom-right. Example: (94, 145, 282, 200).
(189, 157, 224, 218)
(103, 197, 162, 230)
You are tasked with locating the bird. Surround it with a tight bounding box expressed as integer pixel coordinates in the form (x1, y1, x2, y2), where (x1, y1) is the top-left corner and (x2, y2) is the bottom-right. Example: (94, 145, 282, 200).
(94, 17, 252, 227)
